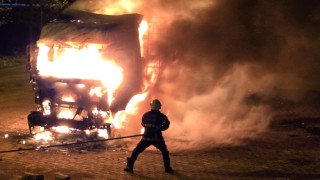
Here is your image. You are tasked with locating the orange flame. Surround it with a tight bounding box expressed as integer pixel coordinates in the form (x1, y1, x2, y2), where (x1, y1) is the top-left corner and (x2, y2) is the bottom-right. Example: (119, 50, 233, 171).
(57, 109, 74, 119)
(95, 2, 158, 131)
(52, 126, 71, 133)
(100, 0, 141, 15)
(37, 44, 123, 83)
(139, 20, 149, 56)
(125, 92, 148, 115)
(37, 43, 123, 108)
(94, 2, 156, 130)
(35, 1, 160, 135)
(62, 95, 75, 102)
(109, 92, 148, 129)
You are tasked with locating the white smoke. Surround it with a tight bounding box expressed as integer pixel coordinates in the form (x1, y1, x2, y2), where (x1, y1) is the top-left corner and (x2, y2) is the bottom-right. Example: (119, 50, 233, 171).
(157, 63, 274, 150)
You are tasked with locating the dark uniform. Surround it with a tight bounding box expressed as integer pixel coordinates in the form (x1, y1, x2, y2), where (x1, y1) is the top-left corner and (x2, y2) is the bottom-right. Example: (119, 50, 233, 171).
(124, 99, 173, 173)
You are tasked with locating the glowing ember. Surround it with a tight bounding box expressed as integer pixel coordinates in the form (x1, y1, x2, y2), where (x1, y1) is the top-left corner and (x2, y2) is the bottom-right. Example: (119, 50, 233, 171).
(35, 131, 53, 141)
(62, 95, 75, 102)
(52, 126, 71, 133)
(77, 84, 86, 88)
(85, 130, 91, 135)
(4, 134, 8, 139)
(57, 109, 74, 119)
(42, 100, 51, 115)
(98, 129, 109, 139)
(57, 96, 77, 119)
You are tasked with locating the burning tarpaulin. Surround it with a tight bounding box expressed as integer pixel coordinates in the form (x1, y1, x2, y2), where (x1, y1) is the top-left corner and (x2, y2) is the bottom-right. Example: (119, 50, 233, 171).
(39, 10, 143, 44)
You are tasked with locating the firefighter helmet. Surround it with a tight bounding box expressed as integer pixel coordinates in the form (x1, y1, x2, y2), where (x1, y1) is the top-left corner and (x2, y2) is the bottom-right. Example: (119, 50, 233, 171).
(150, 99, 161, 110)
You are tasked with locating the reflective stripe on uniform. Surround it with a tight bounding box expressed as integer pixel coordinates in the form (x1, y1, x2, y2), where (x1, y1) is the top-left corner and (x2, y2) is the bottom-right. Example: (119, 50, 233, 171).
(144, 123, 161, 128)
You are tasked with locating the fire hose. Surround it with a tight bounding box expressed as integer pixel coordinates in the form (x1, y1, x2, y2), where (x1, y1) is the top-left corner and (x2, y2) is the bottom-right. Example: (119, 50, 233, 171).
(0, 134, 143, 154)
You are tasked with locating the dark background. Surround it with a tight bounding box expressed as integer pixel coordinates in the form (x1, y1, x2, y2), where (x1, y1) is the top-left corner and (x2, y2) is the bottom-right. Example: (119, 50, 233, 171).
(0, 0, 76, 55)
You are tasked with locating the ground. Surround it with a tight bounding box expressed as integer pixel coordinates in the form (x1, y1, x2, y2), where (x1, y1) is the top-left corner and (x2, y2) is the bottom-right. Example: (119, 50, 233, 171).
(0, 59, 320, 180)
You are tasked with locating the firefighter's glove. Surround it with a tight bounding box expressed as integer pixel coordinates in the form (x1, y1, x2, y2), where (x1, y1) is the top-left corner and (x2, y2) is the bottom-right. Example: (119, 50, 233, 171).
(161, 121, 170, 131)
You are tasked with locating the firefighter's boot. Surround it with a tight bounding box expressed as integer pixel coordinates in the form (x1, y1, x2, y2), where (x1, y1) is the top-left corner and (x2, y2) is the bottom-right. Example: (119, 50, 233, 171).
(164, 161, 174, 173)
(124, 157, 134, 173)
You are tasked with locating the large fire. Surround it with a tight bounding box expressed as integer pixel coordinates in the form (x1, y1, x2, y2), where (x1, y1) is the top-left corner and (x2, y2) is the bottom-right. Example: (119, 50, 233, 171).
(37, 43, 124, 106)
(32, 1, 158, 141)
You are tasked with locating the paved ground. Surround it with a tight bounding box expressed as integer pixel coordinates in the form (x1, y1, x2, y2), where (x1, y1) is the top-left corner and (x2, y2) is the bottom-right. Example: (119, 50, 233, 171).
(1, 117, 320, 180)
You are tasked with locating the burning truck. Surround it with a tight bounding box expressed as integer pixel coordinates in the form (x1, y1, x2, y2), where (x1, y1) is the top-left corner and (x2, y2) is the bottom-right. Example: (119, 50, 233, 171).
(26, 10, 146, 137)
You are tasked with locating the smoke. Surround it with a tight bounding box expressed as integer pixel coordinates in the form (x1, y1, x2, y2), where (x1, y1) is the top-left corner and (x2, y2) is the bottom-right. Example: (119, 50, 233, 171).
(66, 0, 320, 150)
(150, 0, 320, 150)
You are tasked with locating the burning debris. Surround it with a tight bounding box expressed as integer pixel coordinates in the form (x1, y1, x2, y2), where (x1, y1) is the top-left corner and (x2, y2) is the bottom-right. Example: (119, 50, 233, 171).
(0, 130, 141, 154)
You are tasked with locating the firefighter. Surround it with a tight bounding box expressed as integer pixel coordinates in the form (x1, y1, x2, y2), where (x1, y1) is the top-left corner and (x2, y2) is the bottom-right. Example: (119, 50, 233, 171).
(124, 99, 174, 173)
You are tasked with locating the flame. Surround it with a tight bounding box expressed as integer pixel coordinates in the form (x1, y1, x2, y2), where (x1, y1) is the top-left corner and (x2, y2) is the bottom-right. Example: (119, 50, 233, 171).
(112, 111, 127, 129)
(57, 109, 74, 119)
(35, 1, 159, 136)
(110, 92, 148, 129)
(125, 92, 148, 115)
(92, 107, 108, 118)
(35, 131, 53, 141)
(89, 87, 104, 98)
(95, 0, 149, 57)
(101, 0, 141, 15)
(37, 43, 123, 108)
(139, 20, 149, 56)
(52, 126, 71, 133)
(62, 95, 75, 102)
(37, 43, 123, 82)
(85, 130, 91, 135)
(98, 129, 109, 139)
(97, 2, 157, 131)
(143, 61, 160, 92)
(77, 84, 86, 88)
(37, 42, 123, 109)
(42, 99, 51, 115)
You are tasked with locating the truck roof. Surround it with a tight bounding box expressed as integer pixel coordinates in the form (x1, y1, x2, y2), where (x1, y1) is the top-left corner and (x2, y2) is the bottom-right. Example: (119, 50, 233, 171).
(38, 10, 143, 45)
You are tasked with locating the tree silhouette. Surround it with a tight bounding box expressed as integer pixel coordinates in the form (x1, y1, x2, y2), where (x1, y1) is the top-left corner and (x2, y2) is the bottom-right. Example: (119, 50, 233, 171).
(0, 0, 74, 55)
